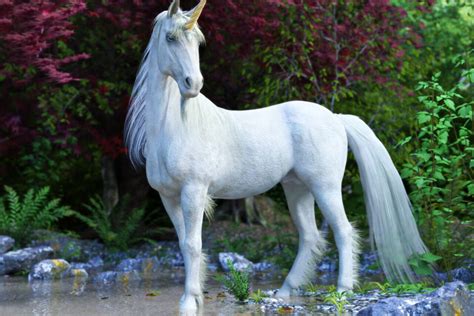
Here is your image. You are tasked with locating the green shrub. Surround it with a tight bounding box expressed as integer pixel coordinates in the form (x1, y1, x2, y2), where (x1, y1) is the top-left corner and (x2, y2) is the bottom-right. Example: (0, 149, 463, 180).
(249, 289, 268, 303)
(399, 54, 473, 271)
(215, 260, 250, 302)
(0, 186, 73, 245)
(72, 195, 146, 251)
(357, 281, 436, 295)
(323, 291, 349, 315)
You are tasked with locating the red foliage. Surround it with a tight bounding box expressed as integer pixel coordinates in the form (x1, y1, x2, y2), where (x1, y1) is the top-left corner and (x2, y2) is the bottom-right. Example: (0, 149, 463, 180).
(0, 0, 430, 166)
(0, 0, 89, 84)
(0, 0, 88, 157)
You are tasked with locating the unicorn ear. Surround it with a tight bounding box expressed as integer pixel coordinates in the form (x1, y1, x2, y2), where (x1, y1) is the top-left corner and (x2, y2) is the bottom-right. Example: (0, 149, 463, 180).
(184, 0, 206, 30)
(168, 0, 180, 17)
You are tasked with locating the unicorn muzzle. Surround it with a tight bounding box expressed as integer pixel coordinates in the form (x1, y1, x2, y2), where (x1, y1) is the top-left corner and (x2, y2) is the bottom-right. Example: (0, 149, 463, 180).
(181, 74, 203, 98)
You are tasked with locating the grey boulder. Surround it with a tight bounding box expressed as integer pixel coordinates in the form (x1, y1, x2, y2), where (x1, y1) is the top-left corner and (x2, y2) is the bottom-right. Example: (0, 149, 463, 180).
(358, 281, 473, 316)
(219, 252, 253, 272)
(0, 236, 14, 254)
(29, 259, 71, 280)
(2, 246, 53, 275)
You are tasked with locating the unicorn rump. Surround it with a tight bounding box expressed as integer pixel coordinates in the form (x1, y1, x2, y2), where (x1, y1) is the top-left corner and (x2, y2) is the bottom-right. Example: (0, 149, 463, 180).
(124, 0, 428, 313)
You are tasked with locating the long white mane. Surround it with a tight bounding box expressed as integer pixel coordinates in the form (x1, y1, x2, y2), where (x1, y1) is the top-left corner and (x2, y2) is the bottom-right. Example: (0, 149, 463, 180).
(123, 27, 155, 169)
(124, 11, 205, 169)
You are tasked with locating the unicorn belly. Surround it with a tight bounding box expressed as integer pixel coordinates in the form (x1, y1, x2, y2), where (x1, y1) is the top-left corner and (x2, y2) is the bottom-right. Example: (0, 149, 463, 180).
(210, 159, 292, 199)
(209, 107, 294, 199)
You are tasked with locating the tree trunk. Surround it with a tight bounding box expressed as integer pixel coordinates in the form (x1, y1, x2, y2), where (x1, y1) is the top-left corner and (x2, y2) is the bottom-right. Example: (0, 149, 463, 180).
(101, 156, 119, 215)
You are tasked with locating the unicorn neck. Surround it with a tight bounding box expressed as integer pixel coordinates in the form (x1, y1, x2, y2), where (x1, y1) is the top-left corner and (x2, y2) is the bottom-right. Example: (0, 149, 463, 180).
(145, 70, 221, 142)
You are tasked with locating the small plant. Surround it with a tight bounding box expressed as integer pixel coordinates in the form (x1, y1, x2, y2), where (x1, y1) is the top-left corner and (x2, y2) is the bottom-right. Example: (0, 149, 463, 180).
(249, 289, 268, 303)
(0, 186, 73, 245)
(408, 252, 442, 276)
(372, 282, 391, 293)
(388, 283, 436, 295)
(215, 260, 250, 302)
(304, 282, 335, 293)
(305, 282, 323, 293)
(323, 291, 349, 315)
(72, 195, 146, 251)
(355, 282, 385, 294)
(361, 281, 436, 295)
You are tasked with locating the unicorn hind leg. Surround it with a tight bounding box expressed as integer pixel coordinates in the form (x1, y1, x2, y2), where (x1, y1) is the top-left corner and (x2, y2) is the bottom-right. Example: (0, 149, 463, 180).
(276, 176, 327, 297)
(311, 183, 360, 291)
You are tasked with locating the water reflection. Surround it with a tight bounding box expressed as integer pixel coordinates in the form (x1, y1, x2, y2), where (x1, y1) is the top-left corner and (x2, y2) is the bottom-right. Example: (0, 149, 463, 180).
(0, 271, 329, 316)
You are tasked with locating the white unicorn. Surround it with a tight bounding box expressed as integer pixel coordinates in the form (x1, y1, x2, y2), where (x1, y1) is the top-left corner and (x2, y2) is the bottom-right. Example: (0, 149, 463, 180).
(125, 0, 428, 313)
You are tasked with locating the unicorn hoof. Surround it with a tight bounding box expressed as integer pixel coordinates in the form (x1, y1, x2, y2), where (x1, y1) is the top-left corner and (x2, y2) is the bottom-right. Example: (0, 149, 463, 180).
(275, 286, 292, 298)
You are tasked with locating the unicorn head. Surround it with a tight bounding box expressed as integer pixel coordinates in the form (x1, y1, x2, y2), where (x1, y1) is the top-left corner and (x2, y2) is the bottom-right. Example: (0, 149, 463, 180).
(154, 0, 207, 98)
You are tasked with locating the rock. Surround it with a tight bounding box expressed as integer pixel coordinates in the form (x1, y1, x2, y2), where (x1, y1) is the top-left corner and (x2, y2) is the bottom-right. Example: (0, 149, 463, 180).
(219, 252, 253, 272)
(168, 251, 184, 267)
(358, 282, 473, 316)
(116, 257, 160, 274)
(451, 267, 473, 283)
(88, 256, 104, 269)
(0, 256, 4, 275)
(424, 281, 474, 315)
(435, 271, 448, 282)
(318, 257, 337, 272)
(29, 259, 71, 280)
(359, 252, 382, 275)
(2, 246, 53, 275)
(69, 268, 88, 278)
(253, 261, 274, 272)
(70, 262, 92, 271)
(357, 297, 410, 316)
(0, 236, 14, 254)
(71, 256, 104, 272)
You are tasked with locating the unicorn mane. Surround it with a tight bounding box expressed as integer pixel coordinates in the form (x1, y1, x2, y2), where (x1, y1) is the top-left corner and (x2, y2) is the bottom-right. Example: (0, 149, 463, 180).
(123, 24, 156, 169)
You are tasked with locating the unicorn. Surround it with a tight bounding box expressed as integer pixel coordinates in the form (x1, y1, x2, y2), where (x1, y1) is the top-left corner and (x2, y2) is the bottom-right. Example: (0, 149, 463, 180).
(124, 0, 428, 313)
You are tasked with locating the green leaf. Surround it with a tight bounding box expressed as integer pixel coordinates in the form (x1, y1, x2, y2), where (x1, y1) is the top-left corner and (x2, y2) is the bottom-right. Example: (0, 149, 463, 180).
(420, 253, 442, 263)
(458, 105, 472, 118)
(443, 99, 455, 110)
(417, 112, 431, 124)
(397, 136, 412, 147)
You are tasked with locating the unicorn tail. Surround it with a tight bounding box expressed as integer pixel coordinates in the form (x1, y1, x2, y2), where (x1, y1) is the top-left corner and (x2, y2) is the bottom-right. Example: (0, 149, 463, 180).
(338, 114, 428, 283)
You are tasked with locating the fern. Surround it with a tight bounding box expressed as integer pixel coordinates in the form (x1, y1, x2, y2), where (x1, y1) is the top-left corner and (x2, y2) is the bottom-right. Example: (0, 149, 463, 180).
(0, 186, 73, 245)
(72, 195, 147, 251)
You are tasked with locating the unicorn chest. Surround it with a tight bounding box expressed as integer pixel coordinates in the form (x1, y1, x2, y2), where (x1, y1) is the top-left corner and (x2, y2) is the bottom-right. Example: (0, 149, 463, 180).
(145, 140, 217, 194)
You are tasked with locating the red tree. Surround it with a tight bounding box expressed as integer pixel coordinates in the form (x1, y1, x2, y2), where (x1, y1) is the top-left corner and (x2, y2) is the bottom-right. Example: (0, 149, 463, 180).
(0, 0, 88, 158)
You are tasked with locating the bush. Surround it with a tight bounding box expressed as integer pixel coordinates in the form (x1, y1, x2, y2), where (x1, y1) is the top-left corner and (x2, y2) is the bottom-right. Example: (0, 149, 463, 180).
(399, 55, 473, 271)
(0, 186, 73, 246)
(71, 196, 142, 251)
(71, 195, 168, 251)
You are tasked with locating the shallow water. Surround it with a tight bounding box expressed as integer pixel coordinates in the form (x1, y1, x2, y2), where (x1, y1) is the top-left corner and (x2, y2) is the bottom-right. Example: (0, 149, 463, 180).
(0, 270, 327, 316)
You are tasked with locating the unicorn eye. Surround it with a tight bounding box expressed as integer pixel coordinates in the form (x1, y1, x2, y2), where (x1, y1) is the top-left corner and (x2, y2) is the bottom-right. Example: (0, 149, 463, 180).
(166, 33, 176, 42)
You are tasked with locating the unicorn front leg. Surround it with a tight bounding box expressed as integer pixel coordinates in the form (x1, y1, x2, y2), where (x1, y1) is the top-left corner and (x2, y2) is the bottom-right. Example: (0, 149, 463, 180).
(179, 184, 208, 314)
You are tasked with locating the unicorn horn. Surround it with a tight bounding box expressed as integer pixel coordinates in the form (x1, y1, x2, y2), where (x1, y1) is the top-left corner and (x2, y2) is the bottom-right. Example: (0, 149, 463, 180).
(184, 0, 206, 30)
